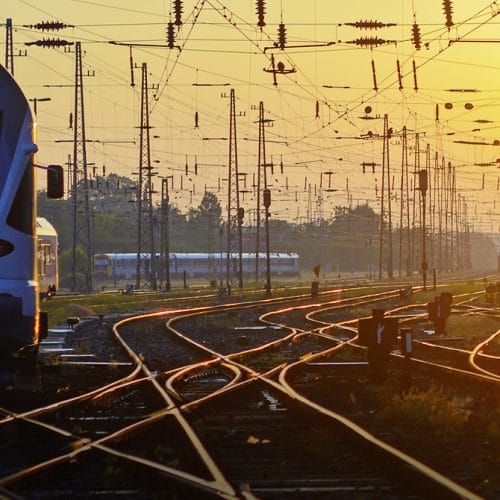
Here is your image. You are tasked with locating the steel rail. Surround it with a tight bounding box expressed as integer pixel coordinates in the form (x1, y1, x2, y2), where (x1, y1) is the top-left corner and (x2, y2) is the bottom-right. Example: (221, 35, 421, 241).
(0, 286, 386, 491)
(277, 349, 482, 500)
(165, 361, 242, 401)
(0, 406, 238, 499)
(111, 312, 237, 497)
(168, 299, 483, 499)
(468, 328, 500, 380)
(0, 363, 142, 425)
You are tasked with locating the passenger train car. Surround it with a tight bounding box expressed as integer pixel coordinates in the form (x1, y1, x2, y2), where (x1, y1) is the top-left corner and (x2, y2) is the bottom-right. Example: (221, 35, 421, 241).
(0, 65, 62, 364)
(36, 217, 58, 296)
(94, 252, 300, 280)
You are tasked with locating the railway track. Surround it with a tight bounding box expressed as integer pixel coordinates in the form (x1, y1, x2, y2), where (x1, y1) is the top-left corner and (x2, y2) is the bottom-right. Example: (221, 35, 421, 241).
(0, 282, 497, 498)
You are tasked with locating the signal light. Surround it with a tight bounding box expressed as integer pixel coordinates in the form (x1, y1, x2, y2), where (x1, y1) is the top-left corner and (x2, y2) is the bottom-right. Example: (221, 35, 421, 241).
(25, 38, 73, 48)
(256, 0, 266, 28)
(411, 23, 421, 50)
(173, 0, 183, 26)
(278, 23, 287, 50)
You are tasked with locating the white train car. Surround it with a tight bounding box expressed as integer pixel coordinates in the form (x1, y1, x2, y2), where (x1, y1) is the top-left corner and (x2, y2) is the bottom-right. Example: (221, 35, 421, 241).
(0, 65, 63, 365)
(94, 252, 300, 280)
(36, 217, 58, 296)
(0, 65, 41, 358)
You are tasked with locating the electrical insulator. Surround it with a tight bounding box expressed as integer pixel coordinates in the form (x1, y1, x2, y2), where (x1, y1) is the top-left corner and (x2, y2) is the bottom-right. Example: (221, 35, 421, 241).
(103, 165, 106, 176)
(435, 104, 439, 122)
(68, 112, 73, 129)
(396, 59, 403, 90)
(280, 159, 284, 174)
(412, 59, 418, 91)
(345, 20, 397, 30)
(263, 188, 271, 208)
(256, 0, 266, 28)
(167, 22, 176, 48)
(346, 37, 392, 47)
(278, 23, 287, 50)
(442, 0, 453, 30)
(315, 100, 320, 118)
(25, 38, 74, 48)
(173, 0, 183, 26)
(24, 21, 74, 31)
(194, 111, 199, 128)
(371, 59, 378, 91)
(195, 160, 198, 175)
(185, 159, 188, 175)
(411, 23, 421, 50)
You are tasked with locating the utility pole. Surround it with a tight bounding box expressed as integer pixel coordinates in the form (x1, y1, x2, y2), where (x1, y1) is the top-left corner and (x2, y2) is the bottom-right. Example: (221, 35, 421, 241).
(379, 114, 393, 278)
(29, 97, 51, 117)
(135, 63, 157, 290)
(426, 144, 434, 271)
(419, 168, 428, 289)
(160, 176, 173, 291)
(385, 116, 393, 278)
(71, 42, 93, 292)
(254, 101, 272, 295)
(399, 126, 410, 276)
(5, 18, 14, 75)
(226, 89, 244, 290)
(255, 101, 273, 284)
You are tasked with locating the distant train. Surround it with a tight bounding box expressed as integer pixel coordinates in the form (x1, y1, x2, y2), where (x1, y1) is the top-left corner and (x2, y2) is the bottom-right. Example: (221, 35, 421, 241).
(0, 65, 63, 364)
(36, 217, 58, 296)
(94, 252, 300, 280)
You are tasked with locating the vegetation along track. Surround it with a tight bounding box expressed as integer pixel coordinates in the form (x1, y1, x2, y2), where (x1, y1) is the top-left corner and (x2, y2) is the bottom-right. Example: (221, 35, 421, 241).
(1, 283, 497, 497)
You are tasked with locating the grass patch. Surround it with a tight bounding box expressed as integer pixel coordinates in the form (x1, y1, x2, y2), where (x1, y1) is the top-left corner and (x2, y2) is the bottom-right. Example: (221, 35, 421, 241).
(446, 314, 499, 342)
(377, 383, 470, 436)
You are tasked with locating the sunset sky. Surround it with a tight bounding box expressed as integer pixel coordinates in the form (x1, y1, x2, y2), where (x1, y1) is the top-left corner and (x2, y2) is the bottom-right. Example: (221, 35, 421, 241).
(3, 0, 499, 231)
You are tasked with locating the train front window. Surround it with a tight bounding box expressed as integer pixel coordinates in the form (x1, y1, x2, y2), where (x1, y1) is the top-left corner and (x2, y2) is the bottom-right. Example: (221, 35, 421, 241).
(7, 162, 34, 235)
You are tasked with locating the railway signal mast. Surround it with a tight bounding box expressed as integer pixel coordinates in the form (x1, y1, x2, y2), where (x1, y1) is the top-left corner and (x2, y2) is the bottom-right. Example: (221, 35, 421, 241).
(71, 42, 93, 292)
(135, 63, 157, 290)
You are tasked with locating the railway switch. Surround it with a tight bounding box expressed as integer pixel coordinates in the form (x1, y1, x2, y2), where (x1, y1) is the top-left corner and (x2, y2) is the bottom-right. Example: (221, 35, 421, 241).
(358, 309, 399, 379)
(427, 292, 452, 335)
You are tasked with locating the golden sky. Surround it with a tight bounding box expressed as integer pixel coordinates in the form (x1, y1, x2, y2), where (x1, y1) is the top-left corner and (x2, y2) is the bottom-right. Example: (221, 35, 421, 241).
(3, 0, 499, 231)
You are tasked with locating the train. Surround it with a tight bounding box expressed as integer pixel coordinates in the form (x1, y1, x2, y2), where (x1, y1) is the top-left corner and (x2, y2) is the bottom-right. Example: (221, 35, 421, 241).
(0, 64, 63, 367)
(94, 252, 300, 280)
(36, 217, 58, 296)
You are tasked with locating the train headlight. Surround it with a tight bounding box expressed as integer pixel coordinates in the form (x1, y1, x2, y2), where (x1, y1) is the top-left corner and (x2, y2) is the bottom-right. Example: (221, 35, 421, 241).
(0, 239, 14, 257)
